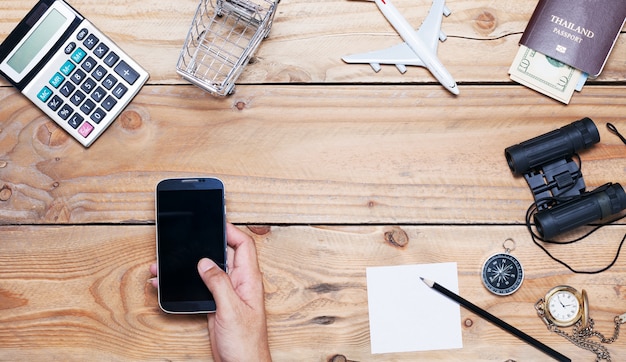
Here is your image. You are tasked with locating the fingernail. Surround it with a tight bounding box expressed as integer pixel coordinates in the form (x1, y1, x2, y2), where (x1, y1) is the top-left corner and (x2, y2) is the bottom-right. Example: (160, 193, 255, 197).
(198, 258, 215, 273)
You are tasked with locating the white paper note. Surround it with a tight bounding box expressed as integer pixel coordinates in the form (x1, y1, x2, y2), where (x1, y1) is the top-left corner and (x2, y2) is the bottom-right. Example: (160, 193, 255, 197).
(366, 262, 463, 354)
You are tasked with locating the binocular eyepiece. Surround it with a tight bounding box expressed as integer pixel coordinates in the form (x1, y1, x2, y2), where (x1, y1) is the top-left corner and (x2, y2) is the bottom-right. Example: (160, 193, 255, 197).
(505, 118, 626, 239)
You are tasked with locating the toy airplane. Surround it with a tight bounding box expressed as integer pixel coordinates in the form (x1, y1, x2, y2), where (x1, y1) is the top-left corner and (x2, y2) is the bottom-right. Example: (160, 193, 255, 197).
(342, 0, 459, 95)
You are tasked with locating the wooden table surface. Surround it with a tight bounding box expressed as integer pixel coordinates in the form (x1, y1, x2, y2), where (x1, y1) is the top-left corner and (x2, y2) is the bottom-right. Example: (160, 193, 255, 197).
(1, 0, 625, 361)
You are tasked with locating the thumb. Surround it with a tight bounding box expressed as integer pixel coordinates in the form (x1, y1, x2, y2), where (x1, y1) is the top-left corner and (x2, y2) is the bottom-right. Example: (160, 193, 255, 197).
(197, 258, 237, 311)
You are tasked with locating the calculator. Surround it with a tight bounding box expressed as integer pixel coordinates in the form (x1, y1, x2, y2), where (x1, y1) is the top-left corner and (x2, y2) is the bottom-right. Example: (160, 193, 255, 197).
(0, 0, 149, 147)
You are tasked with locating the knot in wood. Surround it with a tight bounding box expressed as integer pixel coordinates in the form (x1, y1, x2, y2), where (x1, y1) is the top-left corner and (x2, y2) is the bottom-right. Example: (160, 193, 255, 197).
(36, 122, 69, 146)
(311, 316, 336, 325)
(247, 225, 271, 235)
(329, 355, 347, 362)
(329, 354, 357, 362)
(474, 10, 497, 34)
(308, 283, 341, 294)
(0, 185, 12, 201)
(120, 110, 143, 130)
(235, 101, 247, 110)
(383, 226, 409, 248)
(464, 318, 473, 327)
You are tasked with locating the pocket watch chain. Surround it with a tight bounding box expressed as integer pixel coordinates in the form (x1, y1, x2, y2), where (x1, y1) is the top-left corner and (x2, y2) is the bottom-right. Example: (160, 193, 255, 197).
(535, 299, 626, 362)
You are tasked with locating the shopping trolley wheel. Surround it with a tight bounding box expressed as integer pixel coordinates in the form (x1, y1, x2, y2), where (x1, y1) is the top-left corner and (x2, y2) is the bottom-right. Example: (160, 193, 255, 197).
(215, 0, 224, 16)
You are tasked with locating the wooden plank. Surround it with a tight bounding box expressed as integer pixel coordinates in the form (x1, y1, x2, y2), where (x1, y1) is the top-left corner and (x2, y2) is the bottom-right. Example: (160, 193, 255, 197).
(1, 224, 625, 361)
(1, 85, 625, 225)
(1, 1, 625, 362)
(0, 0, 624, 87)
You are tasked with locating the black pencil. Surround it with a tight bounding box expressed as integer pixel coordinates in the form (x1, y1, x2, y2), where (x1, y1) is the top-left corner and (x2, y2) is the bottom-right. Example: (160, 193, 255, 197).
(420, 277, 570, 362)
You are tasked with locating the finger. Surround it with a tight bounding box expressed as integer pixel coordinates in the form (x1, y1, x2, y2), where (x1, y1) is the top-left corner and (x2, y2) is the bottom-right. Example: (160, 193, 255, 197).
(226, 245, 235, 273)
(225, 223, 260, 273)
(207, 314, 221, 362)
(197, 258, 238, 314)
(148, 263, 158, 288)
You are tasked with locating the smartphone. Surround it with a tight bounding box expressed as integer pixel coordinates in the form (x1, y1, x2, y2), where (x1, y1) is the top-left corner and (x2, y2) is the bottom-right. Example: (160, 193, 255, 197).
(155, 177, 226, 314)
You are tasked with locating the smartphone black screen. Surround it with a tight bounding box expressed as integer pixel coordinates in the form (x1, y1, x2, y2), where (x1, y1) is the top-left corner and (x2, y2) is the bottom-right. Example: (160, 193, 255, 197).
(156, 178, 226, 313)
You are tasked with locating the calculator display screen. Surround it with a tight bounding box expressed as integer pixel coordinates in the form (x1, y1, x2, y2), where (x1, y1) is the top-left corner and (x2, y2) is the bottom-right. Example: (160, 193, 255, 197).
(7, 9, 67, 73)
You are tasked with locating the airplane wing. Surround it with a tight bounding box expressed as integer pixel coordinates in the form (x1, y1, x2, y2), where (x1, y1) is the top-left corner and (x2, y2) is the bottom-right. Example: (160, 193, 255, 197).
(342, 42, 425, 70)
(416, 0, 450, 52)
(341, 0, 451, 73)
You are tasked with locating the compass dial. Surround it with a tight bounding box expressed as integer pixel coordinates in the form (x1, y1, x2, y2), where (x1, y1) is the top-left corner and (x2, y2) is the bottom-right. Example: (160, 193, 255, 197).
(481, 253, 524, 296)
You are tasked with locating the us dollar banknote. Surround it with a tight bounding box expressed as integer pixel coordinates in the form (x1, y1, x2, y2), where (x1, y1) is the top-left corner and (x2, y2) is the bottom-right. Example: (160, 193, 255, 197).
(509, 45, 583, 104)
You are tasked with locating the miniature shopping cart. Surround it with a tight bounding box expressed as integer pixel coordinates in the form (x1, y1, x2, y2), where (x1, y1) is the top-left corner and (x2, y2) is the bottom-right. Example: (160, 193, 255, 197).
(176, 0, 279, 96)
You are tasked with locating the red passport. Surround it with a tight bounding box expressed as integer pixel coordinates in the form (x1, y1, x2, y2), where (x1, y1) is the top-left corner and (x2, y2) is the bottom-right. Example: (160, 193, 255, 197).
(520, 0, 626, 77)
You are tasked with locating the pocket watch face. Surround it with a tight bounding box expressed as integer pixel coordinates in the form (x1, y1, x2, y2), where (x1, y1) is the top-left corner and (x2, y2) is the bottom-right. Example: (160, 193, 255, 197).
(546, 287, 582, 327)
(481, 253, 524, 296)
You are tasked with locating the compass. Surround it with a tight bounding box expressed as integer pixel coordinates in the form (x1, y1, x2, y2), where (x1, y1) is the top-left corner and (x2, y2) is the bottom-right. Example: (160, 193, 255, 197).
(481, 238, 524, 296)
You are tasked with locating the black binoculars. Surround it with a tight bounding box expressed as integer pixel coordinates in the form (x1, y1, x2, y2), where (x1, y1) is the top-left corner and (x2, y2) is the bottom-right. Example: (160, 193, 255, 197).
(505, 117, 626, 239)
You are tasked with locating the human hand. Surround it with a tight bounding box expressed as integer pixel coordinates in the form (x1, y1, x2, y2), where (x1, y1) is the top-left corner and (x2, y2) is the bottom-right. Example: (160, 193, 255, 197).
(149, 223, 271, 362)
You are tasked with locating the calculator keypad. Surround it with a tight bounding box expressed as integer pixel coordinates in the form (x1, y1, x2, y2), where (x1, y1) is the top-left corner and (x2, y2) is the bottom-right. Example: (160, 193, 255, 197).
(23, 20, 148, 147)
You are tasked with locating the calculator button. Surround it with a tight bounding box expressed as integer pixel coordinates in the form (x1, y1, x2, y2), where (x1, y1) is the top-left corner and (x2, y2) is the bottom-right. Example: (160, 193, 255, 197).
(91, 108, 106, 124)
(91, 87, 106, 103)
(58, 104, 73, 120)
(47, 95, 63, 111)
(49, 73, 65, 88)
(37, 86, 53, 102)
(103, 52, 119, 67)
(81, 56, 96, 73)
(81, 78, 97, 94)
(76, 28, 89, 41)
(71, 48, 87, 64)
(80, 99, 96, 115)
(94, 43, 109, 59)
(92, 65, 107, 81)
(70, 90, 86, 106)
(112, 83, 128, 99)
(71, 69, 86, 85)
(102, 74, 118, 90)
(60, 60, 75, 76)
(102, 95, 117, 111)
(114, 60, 140, 85)
(60, 81, 76, 97)
(78, 122, 94, 138)
(68, 113, 84, 129)
(64, 42, 76, 55)
(83, 34, 99, 50)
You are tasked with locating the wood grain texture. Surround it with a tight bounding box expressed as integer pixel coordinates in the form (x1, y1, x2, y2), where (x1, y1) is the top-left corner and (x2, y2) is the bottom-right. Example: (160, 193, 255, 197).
(1, 0, 625, 361)
(1, 85, 625, 224)
(0, 0, 624, 87)
(2, 224, 625, 361)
